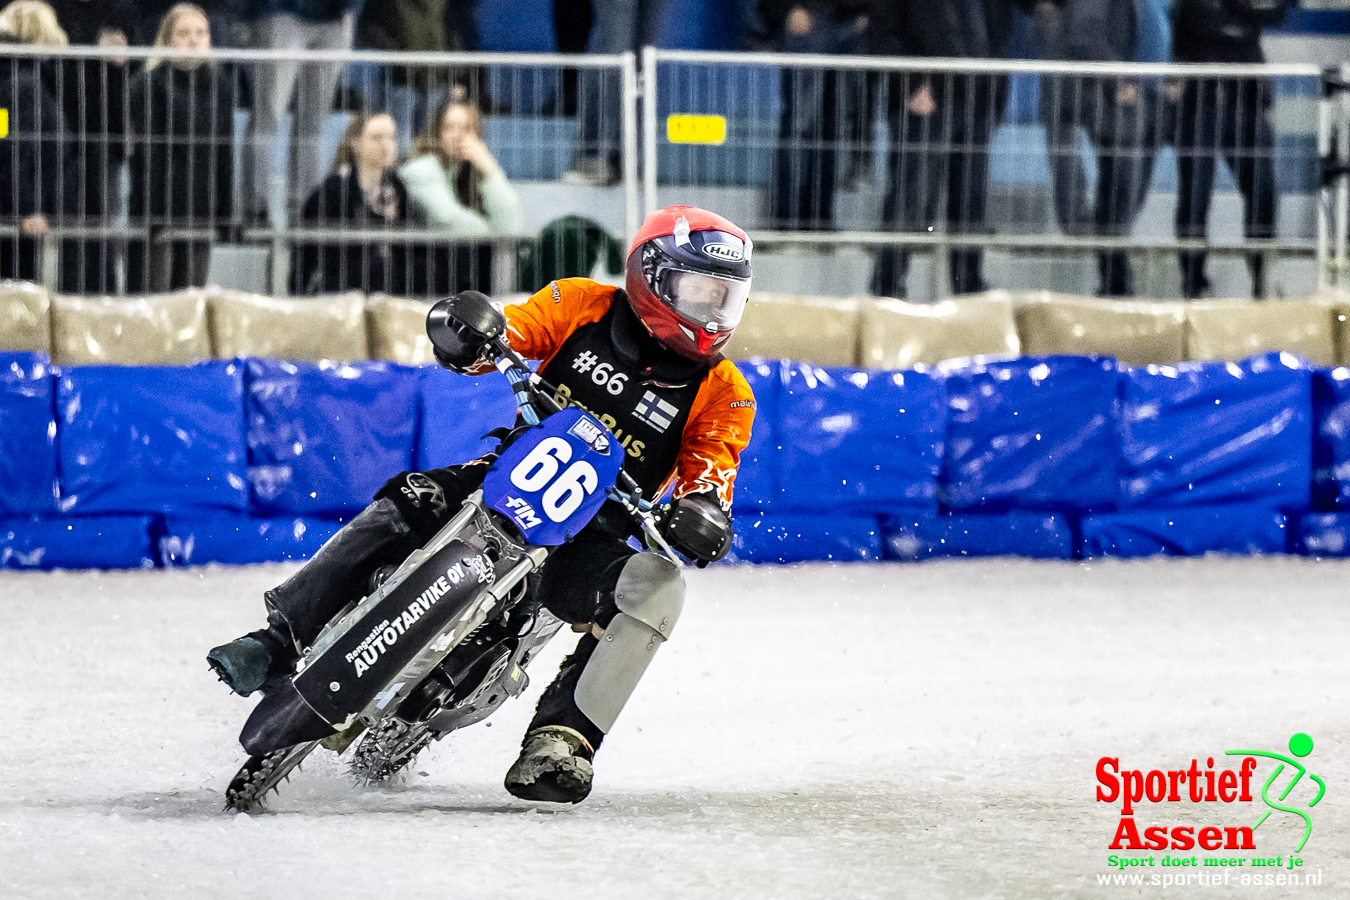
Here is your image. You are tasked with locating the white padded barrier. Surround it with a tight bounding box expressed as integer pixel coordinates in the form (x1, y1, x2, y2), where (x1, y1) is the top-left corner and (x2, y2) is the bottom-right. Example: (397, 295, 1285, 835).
(50, 290, 211, 366)
(208, 289, 369, 363)
(0, 280, 51, 354)
(1014, 291, 1188, 367)
(860, 292, 1020, 370)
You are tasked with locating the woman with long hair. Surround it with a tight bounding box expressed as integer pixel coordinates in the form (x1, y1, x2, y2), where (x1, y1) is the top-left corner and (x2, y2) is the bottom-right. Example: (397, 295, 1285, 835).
(401, 99, 522, 236)
(400, 99, 522, 293)
(126, 2, 240, 292)
(0, 0, 72, 282)
(292, 111, 415, 294)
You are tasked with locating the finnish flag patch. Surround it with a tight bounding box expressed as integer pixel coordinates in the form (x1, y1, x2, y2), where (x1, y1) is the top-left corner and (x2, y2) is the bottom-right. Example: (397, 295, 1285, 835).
(634, 391, 680, 432)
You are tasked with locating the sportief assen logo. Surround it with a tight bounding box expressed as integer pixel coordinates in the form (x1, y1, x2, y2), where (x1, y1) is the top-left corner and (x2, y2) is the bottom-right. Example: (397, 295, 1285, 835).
(1096, 733, 1326, 883)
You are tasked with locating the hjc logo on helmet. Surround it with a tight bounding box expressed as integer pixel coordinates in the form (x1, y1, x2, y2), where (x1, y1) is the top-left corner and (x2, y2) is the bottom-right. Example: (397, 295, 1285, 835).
(701, 243, 744, 262)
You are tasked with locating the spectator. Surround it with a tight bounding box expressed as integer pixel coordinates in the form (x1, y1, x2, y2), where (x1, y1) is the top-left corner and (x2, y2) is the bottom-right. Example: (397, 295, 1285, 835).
(401, 99, 521, 294)
(126, 3, 240, 291)
(550, 0, 589, 116)
(869, 0, 1027, 299)
(292, 111, 414, 294)
(761, 1, 873, 231)
(558, 0, 663, 187)
(1171, 0, 1292, 299)
(0, 1, 71, 282)
(401, 99, 522, 236)
(48, 0, 134, 45)
(1037, 0, 1169, 297)
(443, 0, 479, 54)
(354, 0, 481, 143)
(201, 0, 253, 47)
(242, 0, 362, 222)
(49, 0, 136, 293)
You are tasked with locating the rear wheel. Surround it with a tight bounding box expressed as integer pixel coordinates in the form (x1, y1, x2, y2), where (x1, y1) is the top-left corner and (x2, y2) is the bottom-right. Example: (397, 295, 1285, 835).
(349, 636, 517, 783)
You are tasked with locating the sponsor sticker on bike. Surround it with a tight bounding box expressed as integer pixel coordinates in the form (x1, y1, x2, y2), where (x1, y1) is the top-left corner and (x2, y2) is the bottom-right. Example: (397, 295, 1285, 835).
(568, 415, 611, 454)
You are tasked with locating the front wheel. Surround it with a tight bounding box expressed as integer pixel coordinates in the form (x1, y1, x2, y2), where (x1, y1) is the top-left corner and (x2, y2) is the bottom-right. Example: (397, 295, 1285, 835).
(225, 741, 321, 813)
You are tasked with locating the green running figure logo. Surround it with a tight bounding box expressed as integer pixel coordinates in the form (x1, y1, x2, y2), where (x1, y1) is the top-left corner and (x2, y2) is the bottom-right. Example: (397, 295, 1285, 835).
(1225, 733, 1326, 853)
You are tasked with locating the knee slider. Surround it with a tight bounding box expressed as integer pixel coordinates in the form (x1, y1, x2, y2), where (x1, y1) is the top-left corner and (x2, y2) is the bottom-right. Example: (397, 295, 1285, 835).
(374, 471, 452, 541)
(574, 554, 684, 734)
(612, 552, 684, 637)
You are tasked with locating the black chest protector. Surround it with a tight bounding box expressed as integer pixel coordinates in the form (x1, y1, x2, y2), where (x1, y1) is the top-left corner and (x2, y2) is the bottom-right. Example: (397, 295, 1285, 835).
(539, 293, 711, 498)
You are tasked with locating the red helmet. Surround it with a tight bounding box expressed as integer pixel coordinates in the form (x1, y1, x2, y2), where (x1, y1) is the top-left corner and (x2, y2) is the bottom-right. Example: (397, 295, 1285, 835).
(625, 206, 753, 362)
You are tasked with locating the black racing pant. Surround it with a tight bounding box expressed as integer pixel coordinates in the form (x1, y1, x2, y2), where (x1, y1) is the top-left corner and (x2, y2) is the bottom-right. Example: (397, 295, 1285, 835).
(1174, 77, 1278, 299)
(1042, 75, 1160, 298)
(264, 462, 637, 752)
(873, 75, 1008, 299)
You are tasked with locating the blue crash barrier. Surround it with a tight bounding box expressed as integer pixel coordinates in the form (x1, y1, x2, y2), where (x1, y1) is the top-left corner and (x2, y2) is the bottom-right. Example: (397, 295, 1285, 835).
(0, 515, 156, 569)
(779, 364, 946, 513)
(731, 359, 781, 513)
(246, 359, 419, 517)
(417, 366, 521, 471)
(1119, 353, 1312, 511)
(1080, 505, 1290, 558)
(882, 510, 1075, 560)
(57, 360, 248, 515)
(0, 353, 57, 517)
(4, 351, 1339, 568)
(159, 514, 342, 566)
(1312, 368, 1350, 509)
(726, 513, 883, 564)
(941, 356, 1121, 512)
(1295, 512, 1350, 556)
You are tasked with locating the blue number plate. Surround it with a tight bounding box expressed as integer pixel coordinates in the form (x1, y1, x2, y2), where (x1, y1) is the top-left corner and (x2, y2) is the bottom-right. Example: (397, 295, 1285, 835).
(482, 407, 625, 546)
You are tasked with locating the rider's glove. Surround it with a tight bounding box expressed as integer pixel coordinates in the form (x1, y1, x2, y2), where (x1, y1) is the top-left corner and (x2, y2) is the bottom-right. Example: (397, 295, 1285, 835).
(426, 291, 507, 372)
(661, 493, 733, 568)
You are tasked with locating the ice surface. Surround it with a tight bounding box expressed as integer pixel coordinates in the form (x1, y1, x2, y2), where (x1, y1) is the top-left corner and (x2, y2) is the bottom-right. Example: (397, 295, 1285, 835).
(0, 556, 1346, 898)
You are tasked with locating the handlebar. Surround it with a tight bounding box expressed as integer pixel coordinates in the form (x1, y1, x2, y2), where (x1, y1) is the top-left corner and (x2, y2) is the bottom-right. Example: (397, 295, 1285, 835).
(481, 335, 683, 568)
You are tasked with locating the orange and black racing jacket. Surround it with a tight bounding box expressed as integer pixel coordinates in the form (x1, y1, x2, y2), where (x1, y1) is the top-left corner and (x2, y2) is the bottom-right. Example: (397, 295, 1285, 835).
(472, 277, 756, 514)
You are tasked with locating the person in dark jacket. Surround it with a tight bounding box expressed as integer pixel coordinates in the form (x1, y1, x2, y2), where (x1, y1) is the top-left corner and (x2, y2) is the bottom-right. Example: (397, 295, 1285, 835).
(126, 3, 240, 292)
(292, 112, 415, 294)
(49, 0, 136, 293)
(870, 0, 1026, 299)
(1171, 0, 1292, 298)
(0, 1, 73, 282)
(762, 0, 873, 231)
(1037, 0, 1167, 296)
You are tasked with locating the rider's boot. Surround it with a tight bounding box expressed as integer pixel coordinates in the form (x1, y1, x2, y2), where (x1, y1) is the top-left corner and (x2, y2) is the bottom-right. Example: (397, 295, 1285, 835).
(505, 553, 685, 803)
(205, 494, 429, 696)
(206, 621, 297, 696)
(504, 725, 596, 803)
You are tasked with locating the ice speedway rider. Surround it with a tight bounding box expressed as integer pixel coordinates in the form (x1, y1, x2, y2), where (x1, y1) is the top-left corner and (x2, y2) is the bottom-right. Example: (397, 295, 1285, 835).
(208, 205, 757, 803)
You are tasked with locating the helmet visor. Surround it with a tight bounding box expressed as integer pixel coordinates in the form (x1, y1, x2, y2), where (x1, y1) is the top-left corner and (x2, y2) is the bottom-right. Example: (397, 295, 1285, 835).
(655, 268, 752, 332)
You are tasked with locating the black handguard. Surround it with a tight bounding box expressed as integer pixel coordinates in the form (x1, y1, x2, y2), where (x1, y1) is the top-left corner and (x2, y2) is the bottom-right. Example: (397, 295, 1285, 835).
(662, 493, 733, 568)
(426, 291, 507, 372)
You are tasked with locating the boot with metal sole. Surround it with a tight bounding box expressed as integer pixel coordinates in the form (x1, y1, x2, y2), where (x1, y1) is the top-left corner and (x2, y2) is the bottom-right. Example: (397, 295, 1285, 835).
(503, 725, 595, 803)
(206, 627, 294, 696)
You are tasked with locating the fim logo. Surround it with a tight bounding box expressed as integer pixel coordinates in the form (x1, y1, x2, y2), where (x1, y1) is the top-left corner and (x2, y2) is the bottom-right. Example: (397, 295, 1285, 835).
(634, 391, 680, 433)
(503, 496, 542, 529)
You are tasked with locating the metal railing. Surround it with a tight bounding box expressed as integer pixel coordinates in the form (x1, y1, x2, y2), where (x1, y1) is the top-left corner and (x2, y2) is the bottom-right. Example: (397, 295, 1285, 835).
(645, 50, 1342, 301)
(2, 44, 1347, 301)
(0, 45, 638, 298)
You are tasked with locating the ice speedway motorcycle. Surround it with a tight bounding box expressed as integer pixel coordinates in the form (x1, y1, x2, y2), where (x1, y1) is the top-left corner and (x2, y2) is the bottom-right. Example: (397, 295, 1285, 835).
(223, 294, 684, 812)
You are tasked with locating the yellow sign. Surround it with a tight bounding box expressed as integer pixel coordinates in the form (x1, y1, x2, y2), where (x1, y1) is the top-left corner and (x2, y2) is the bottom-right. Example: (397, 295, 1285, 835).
(0, 109, 7, 139)
(667, 114, 726, 146)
